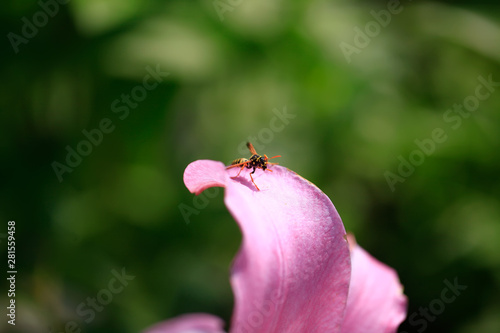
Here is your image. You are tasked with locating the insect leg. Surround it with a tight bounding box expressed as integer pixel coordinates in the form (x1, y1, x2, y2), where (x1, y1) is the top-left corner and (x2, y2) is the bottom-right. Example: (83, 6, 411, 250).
(249, 172, 260, 191)
(226, 162, 247, 170)
(233, 164, 246, 177)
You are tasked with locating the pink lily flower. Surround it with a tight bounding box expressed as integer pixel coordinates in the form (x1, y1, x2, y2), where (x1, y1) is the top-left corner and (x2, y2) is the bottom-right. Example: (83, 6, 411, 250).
(144, 160, 407, 333)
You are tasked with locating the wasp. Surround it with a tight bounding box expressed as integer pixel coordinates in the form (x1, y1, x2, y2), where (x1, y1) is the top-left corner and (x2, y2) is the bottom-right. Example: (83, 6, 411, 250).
(226, 142, 281, 191)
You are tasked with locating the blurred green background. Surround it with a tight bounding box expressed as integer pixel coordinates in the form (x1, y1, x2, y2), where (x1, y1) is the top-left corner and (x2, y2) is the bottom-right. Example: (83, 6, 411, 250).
(1, 0, 500, 332)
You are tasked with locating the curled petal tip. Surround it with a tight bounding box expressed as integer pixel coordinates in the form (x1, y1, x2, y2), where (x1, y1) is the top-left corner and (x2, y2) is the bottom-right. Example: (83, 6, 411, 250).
(183, 160, 228, 195)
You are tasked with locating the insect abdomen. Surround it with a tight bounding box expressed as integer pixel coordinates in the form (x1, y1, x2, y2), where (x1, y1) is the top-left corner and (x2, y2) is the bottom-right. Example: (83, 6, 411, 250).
(230, 158, 248, 165)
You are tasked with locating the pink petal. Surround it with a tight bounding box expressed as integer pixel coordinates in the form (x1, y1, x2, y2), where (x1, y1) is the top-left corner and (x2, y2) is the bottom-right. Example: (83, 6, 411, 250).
(142, 313, 226, 333)
(184, 160, 351, 333)
(341, 235, 408, 333)
(184, 160, 229, 195)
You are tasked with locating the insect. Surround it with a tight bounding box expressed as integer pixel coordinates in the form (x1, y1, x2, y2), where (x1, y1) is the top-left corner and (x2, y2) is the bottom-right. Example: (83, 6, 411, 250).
(226, 142, 281, 191)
